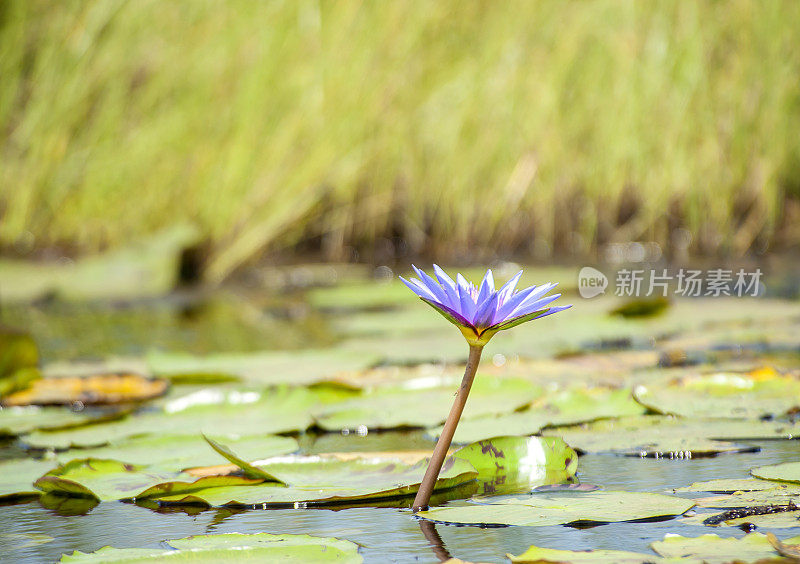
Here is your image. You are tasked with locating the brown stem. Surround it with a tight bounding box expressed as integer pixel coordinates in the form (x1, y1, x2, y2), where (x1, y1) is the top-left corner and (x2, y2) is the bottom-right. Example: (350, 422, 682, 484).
(412, 345, 483, 512)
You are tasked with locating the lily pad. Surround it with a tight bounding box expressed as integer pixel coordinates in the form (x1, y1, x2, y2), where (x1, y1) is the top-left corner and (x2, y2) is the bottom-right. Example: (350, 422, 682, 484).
(428, 386, 645, 444)
(3, 373, 169, 406)
(674, 478, 788, 493)
(752, 461, 800, 484)
(0, 458, 58, 501)
(542, 415, 800, 457)
(52, 434, 298, 472)
(452, 436, 577, 494)
(650, 532, 800, 561)
(156, 456, 478, 508)
(508, 545, 657, 563)
(691, 485, 800, 508)
(417, 491, 694, 526)
(34, 459, 264, 501)
(0, 406, 99, 437)
(148, 349, 379, 387)
(315, 378, 543, 432)
(23, 386, 344, 449)
(60, 532, 362, 562)
(633, 368, 800, 419)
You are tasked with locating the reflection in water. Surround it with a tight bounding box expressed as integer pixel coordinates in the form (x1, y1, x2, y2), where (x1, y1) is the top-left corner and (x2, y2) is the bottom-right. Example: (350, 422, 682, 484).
(419, 519, 452, 562)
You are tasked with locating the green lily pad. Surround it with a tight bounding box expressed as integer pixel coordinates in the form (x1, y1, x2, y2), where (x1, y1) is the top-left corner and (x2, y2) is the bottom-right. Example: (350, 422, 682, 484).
(60, 532, 362, 562)
(542, 415, 799, 457)
(650, 532, 800, 561)
(148, 349, 379, 387)
(0, 406, 99, 437)
(691, 485, 800, 508)
(157, 456, 477, 507)
(752, 461, 800, 484)
(452, 436, 577, 494)
(0, 458, 58, 501)
(34, 459, 263, 501)
(417, 491, 694, 526)
(633, 369, 800, 419)
(428, 386, 645, 444)
(51, 434, 298, 472)
(674, 478, 788, 493)
(315, 377, 543, 432)
(508, 545, 658, 563)
(23, 386, 345, 449)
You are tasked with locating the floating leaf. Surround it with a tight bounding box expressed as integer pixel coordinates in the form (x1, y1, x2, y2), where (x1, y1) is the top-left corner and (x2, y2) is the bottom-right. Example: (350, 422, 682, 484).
(752, 461, 800, 484)
(417, 491, 694, 526)
(674, 478, 787, 493)
(633, 369, 800, 419)
(0, 459, 58, 501)
(23, 386, 344, 449)
(52, 434, 298, 472)
(691, 485, 800, 508)
(429, 387, 645, 444)
(157, 456, 477, 508)
(650, 532, 800, 561)
(3, 373, 168, 406)
(315, 378, 543, 432)
(202, 435, 284, 481)
(543, 415, 799, 457)
(148, 349, 379, 387)
(452, 436, 577, 495)
(0, 406, 100, 437)
(508, 545, 657, 563)
(34, 459, 263, 501)
(60, 532, 364, 562)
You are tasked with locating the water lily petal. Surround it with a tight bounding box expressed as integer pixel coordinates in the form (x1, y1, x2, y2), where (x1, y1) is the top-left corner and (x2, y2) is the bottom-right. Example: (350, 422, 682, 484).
(473, 292, 499, 329)
(496, 271, 523, 308)
(456, 277, 477, 322)
(495, 283, 557, 322)
(412, 265, 451, 308)
(432, 264, 457, 291)
(476, 270, 495, 304)
(511, 293, 562, 318)
(433, 264, 460, 308)
(398, 276, 439, 302)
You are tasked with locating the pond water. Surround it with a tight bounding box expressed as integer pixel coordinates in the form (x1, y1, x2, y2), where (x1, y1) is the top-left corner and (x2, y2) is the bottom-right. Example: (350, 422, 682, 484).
(2, 265, 800, 562)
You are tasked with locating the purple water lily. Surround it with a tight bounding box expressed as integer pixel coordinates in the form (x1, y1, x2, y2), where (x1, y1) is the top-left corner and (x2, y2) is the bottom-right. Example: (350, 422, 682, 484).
(400, 265, 571, 346)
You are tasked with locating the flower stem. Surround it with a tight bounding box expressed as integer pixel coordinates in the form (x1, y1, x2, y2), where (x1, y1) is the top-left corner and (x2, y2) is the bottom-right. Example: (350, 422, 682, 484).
(412, 344, 483, 512)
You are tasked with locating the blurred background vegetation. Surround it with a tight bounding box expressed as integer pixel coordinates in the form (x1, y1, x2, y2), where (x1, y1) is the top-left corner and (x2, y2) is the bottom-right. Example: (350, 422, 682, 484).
(1, 0, 799, 282)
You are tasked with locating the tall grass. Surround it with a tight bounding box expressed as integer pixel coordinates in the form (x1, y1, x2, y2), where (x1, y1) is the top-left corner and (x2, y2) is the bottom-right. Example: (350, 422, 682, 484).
(1, 0, 799, 280)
